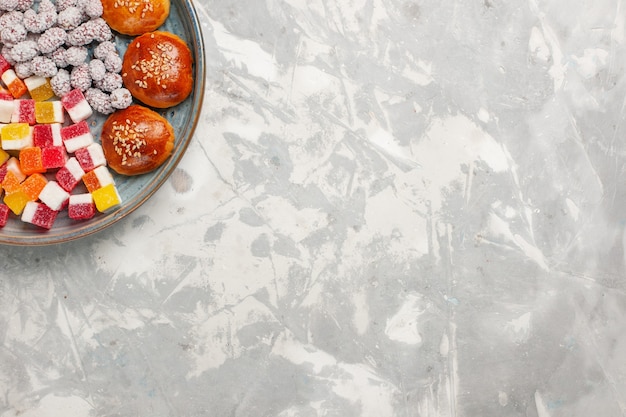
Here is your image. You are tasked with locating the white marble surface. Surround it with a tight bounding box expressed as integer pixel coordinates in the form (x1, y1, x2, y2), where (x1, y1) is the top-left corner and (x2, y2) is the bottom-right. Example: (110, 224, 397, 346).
(2, 0, 626, 416)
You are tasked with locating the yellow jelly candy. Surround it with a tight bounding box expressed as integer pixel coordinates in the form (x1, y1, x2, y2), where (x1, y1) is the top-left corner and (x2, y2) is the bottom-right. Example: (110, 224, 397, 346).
(1, 123, 32, 151)
(24, 76, 55, 102)
(4, 190, 29, 215)
(0, 148, 9, 166)
(35, 101, 64, 124)
(92, 183, 121, 212)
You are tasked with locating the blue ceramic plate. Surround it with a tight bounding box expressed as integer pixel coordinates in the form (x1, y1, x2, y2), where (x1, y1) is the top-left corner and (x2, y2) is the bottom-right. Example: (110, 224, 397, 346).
(0, 0, 205, 246)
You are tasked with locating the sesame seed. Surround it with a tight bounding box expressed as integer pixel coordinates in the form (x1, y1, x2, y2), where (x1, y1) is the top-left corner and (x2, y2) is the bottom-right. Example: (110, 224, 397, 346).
(114, 0, 153, 16)
(130, 40, 177, 90)
(111, 120, 149, 162)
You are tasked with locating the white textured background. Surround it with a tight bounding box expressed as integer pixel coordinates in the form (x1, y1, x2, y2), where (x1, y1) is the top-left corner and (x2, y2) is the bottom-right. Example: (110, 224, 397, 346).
(2, 0, 626, 416)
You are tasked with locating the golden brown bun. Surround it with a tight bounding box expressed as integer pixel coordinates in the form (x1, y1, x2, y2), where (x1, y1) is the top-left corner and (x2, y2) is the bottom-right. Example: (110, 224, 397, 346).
(122, 31, 193, 108)
(101, 105, 175, 176)
(101, 0, 170, 36)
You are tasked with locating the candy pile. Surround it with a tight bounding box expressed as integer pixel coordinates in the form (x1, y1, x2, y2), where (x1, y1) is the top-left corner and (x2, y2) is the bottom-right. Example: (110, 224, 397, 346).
(0, 0, 132, 231)
(0, 66, 121, 229)
(0, 0, 132, 113)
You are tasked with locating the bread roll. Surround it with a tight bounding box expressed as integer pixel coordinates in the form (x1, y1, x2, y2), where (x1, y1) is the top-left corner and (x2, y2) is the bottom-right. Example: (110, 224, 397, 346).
(101, 0, 170, 36)
(100, 105, 175, 175)
(121, 31, 193, 108)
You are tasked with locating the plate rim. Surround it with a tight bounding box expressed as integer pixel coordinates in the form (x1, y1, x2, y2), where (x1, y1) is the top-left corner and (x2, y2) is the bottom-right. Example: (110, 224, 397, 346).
(0, 0, 206, 246)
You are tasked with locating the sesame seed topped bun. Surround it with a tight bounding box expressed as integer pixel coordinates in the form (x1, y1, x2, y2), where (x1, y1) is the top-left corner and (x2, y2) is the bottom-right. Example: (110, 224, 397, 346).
(100, 105, 175, 175)
(101, 0, 170, 36)
(121, 31, 194, 108)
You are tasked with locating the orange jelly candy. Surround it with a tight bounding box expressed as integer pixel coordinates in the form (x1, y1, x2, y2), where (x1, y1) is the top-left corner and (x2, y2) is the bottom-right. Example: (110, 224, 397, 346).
(21, 173, 47, 201)
(2, 170, 23, 194)
(81, 170, 100, 193)
(19, 147, 45, 175)
(1, 70, 28, 99)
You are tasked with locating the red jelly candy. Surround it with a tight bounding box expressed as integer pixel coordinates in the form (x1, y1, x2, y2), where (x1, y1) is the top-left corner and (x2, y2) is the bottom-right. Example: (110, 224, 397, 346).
(13, 99, 36, 125)
(0, 55, 10, 75)
(22, 201, 57, 229)
(68, 194, 95, 220)
(41, 146, 67, 169)
(0, 203, 9, 226)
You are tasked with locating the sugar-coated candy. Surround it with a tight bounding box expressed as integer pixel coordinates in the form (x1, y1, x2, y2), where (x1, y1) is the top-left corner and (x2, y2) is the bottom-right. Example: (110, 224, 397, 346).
(37, 27, 67, 54)
(24, 75, 55, 101)
(0, 55, 11, 75)
(38, 180, 69, 210)
(95, 71, 123, 92)
(37, 0, 55, 13)
(50, 68, 71, 97)
(30, 56, 58, 78)
(84, 87, 112, 114)
(75, 142, 105, 172)
(1, 70, 28, 98)
(0, 46, 15, 66)
(1, 24, 27, 45)
(35, 101, 64, 123)
(21, 172, 47, 200)
(84, 0, 103, 15)
(70, 64, 91, 91)
(0, 162, 7, 184)
(110, 88, 132, 110)
(19, 146, 45, 175)
(83, 0, 102, 17)
(0, 148, 9, 167)
(4, 190, 29, 215)
(0, 87, 12, 100)
(23, 10, 57, 34)
(66, 22, 93, 46)
(103, 53, 122, 73)
(22, 9, 43, 33)
(55, 0, 75, 12)
(1, 123, 33, 150)
(88, 59, 105, 81)
(16, 0, 35, 11)
(0, 97, 13, 123)
(93, 41, 116, 60)
(65, 46, 87, 66)
(5, 156, 26, 182)
(0, 204, 9, 227)
(91, 183, 120, 212)
(14, 61, 33, 79)
(0, 12, 23, 31)
(55, 156, 84, 192)
(33, 123, 62, 147)
(82, 165, 113, 192)
(61, 89, 92, 123)
(48, 47, 68, 68)
(11, 99, 35, 124)
(87, 18, 112, 43)
(57, 6, 84, 30)
(41, 146, 66, 169)
(61, 120, 93, 153)
(21, 201, 58, 229)
(68, 192, 95, 220)
(2, 170, 24, 194)
(9, 41, 38, 63)
(37, 12, 59, 33)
